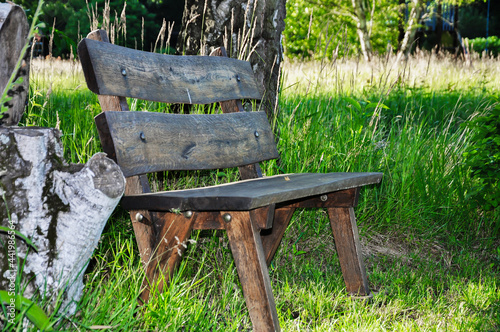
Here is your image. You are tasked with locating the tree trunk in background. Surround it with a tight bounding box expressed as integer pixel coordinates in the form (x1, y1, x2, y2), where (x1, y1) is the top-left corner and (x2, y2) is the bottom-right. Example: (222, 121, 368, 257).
(435, 0, 443, 53)
(397, 0, 423, 60)
(177, 0, 286, 120)
(351, 0, 372, 62)
(0, 127, 125, 314)
(0, 3, 30, 126)
(397, 0, 406, 49)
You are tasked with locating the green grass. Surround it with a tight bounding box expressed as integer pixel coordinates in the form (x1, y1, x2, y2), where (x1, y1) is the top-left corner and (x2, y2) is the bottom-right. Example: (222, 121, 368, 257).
(10, 54, 500, 331)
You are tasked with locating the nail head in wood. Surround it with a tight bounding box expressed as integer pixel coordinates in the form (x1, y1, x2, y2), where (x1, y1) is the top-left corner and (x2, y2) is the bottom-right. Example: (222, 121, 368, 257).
(183, 211, 193, 218)
(121, 68, 127, 76)
(223, 213, 232, 223)
(236, 75, 241, 82)
(254, 131, 259, 138)
(320, 194, 328, 202)
(136, 213, 143, 222)
(139, 132, 146, 141)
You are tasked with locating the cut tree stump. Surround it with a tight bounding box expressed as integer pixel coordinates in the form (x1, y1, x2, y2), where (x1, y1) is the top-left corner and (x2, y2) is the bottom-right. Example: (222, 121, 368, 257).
(0, 2, 30, 126)
(0, 127, 125, 313)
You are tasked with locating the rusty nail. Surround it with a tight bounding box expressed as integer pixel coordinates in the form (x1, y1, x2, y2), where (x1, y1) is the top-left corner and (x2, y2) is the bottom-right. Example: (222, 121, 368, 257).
(223, 213, 232, 223)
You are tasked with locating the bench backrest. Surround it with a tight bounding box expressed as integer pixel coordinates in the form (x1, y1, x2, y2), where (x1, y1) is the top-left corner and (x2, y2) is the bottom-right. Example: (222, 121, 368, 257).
(78, 37, 278, 176)
(78, 38, 262, 104)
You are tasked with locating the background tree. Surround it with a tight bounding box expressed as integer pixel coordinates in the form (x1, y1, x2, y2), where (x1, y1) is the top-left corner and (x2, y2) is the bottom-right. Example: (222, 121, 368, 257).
(177, 0, 286, 120)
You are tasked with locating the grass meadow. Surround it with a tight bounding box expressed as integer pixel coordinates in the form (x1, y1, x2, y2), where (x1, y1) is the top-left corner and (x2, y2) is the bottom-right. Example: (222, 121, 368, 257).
(10, 51, 500, 331)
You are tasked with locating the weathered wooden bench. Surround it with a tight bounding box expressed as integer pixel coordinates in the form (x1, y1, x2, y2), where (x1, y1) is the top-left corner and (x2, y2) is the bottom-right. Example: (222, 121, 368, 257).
(78, 29, 382, 331)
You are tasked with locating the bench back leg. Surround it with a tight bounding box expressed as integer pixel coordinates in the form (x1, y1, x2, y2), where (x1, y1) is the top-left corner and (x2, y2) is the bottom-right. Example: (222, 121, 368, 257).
(222, 209, 281, 332)
(328, 207, 370, 296)
(86, 29, 155, 268)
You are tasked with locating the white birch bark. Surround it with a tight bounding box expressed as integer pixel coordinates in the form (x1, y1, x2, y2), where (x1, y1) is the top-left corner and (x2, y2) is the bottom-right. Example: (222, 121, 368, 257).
(0, 127, 125, 314)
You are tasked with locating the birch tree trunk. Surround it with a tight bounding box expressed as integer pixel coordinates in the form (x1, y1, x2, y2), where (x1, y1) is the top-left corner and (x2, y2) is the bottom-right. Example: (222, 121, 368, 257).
(177, 0, 286, 120)
(397, 0, 424, 60)
(0, 127, 125, 314)
(0, 3, 30, 126)
(351, 0, 372, 62)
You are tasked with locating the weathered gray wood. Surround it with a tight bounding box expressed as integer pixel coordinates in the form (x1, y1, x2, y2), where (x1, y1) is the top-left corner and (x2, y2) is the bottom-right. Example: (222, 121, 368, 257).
(86, 30, 130, 113)
(0, 3, 29, 126)
(223, 211, 280, 332)
(0, 127, 125, 313)
(97, 111, 279, 176)
(78, 38, 262, 105)
(328, 207, 370, 296)
(121, 172, 383, 212)
(210, 47, 263, 180)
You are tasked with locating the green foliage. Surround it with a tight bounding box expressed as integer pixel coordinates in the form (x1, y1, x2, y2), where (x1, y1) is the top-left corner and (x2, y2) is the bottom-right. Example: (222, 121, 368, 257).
(0, 291, 53, 331)
(284, 0, 399, 60)
(467, 36, 500, 57)
(463, 98, 500, 213)
(14, 0, 157, 57)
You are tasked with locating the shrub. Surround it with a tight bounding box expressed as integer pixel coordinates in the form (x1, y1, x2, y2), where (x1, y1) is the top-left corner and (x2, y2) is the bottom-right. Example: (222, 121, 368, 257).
(467, 36, 500, 57)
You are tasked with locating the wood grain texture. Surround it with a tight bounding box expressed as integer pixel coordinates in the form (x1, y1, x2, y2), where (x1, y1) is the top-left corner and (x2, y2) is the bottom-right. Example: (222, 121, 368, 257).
(210, 47, 263, 180)
(140, 211, 195, 302)
(77, 38, 262, 104)
(261, 208, 295, 265)
(251, 205, 276, 230)
(85, 30, 130, 112)
(278, 188, 359, 208)
(102, 110, 279, 176)
(328, 207, 370, 296)
(121, 172, 383, 212)
(223, 211, 280, 331)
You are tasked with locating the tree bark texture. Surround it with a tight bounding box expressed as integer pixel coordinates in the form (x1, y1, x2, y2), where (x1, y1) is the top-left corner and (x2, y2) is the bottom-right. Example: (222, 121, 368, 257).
(397, 0, 423, 60)
(0, 127, 125, 313)
(178, 0, 286, 119)
(0, 3, 30, 126)
(351, 0, 372, 62)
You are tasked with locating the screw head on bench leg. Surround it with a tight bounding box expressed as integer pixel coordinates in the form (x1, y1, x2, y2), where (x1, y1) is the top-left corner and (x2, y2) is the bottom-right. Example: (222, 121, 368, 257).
(223, 213, 232, 223)
(183, 211, 193, 218)
(135, 213, 144, 222)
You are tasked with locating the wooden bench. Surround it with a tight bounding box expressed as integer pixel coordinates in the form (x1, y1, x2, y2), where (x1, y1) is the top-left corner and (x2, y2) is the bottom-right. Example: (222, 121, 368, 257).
(78, 29, 382, 331)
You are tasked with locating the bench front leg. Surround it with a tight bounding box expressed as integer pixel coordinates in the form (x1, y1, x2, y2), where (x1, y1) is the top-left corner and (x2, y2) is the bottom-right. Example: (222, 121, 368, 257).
(328, 207, 370, 296)
(222, 210, 281, 332)
(140, 211, 196, 302)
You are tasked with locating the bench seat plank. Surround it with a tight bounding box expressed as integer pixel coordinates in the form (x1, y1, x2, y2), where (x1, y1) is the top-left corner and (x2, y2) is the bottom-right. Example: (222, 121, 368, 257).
(121, 172, 382, 211)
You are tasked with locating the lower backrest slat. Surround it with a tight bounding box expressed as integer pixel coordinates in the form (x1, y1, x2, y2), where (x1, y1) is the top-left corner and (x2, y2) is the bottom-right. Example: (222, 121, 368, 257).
(97, 111, 279, 177)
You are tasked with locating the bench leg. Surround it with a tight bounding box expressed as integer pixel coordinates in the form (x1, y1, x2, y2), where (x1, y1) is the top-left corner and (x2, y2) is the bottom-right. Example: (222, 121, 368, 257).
(140, 211, 195, 302)
(328, 207, 370, 296)
(260, 207, 295, 266)
(222, 211, 281, 332)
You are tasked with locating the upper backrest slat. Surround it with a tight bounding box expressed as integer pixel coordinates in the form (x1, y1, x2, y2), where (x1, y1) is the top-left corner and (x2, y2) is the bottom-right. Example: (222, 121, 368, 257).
(78, 38, 262, 104)
(97, 111, 279, 177)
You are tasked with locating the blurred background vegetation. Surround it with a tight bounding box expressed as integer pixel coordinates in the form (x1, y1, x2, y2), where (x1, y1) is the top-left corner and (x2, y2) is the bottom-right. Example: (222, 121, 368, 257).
(10, 0, 500, 60)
